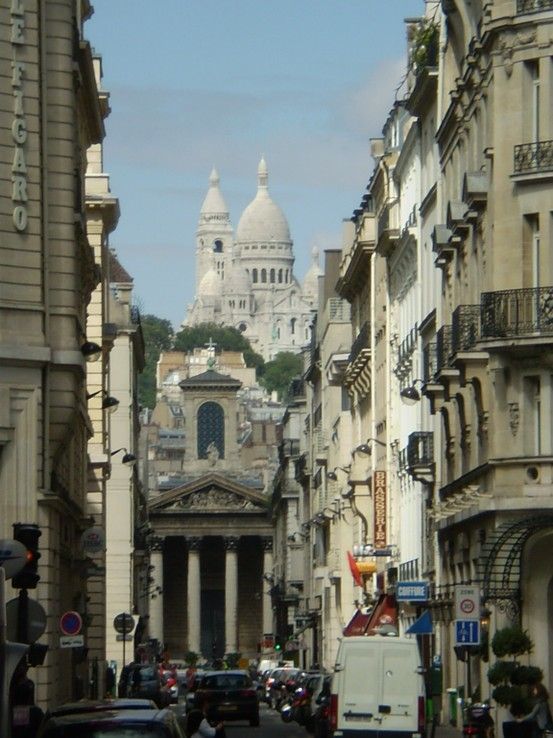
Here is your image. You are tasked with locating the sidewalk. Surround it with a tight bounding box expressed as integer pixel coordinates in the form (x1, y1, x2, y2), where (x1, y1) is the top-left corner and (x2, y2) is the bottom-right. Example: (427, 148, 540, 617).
(434, 723, 462, 738)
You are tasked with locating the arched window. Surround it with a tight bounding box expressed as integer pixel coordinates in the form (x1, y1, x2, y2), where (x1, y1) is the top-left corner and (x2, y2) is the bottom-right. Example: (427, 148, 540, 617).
(278, 269, 283, 283)
(270, 268, 275, 283)
(285, 269, 289, 283)
(197, 402, 225, 459)
(261, 268, 267, 283)
(291, 317, 296, 335)
(252, 269, 258, 283)
(213, 239, 223, 253)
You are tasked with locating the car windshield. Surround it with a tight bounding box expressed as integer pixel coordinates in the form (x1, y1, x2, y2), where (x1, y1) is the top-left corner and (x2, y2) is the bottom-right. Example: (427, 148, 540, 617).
(42, 726, 169, 738)
(201, 674, 251, 689)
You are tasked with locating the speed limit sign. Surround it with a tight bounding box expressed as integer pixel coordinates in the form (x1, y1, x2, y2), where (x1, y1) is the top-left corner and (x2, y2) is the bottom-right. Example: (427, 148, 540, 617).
(454, 585, 479, 620)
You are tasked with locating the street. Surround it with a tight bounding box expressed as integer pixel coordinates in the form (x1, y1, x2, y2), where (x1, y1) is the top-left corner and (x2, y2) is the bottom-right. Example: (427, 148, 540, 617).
(171, 703, 309, 738)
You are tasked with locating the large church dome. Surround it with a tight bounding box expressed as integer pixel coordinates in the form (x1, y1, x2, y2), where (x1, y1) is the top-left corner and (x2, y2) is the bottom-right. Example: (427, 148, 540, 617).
(236, 158, 291, 244)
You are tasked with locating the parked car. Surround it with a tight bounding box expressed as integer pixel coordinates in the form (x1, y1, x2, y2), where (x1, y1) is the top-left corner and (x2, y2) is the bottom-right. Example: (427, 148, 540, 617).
(46, 698, 158, 718)
(193, 669, 259, 726)
(117, 663, 172, 708)
(37, 707, 184, 738)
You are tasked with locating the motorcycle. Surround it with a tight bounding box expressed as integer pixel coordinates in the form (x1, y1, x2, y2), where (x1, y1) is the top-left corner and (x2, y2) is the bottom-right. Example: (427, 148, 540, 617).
(291, 685, 312, 726)
(280, 698, 294, 723)
(463, 702, 494, 738)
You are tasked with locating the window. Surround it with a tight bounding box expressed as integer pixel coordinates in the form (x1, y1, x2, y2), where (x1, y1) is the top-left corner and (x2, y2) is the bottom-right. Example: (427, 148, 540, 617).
(270, 268, 275, 283)
(197, 402, 225, 459)
(524, 376, 541, 455)
(213, 239, 223, 253)
(278, 269, 283, 283)
(261, 268, 267, 283)
(290, 317, 296, 334)
(524, 60, 540, 141)
(252, 269, 258, 283)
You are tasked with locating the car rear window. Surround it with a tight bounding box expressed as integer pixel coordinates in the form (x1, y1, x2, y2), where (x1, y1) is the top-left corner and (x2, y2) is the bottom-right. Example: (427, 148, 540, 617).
(201, 674, 251, 689)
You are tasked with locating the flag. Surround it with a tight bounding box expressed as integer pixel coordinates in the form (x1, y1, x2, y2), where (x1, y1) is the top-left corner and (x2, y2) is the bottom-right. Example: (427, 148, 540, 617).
(347, 551, 363, 587)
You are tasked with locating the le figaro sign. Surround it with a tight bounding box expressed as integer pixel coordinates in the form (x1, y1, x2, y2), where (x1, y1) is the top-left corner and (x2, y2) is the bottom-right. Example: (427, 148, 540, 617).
(11, 0, 29, 233)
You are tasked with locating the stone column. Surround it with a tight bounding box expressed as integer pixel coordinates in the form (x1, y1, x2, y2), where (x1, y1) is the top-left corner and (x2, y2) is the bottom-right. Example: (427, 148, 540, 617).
(149, 537, 164, 646)
(187, 537, 202, 655)
(262, 537, 274, 639)
(224, 537, 239, 655)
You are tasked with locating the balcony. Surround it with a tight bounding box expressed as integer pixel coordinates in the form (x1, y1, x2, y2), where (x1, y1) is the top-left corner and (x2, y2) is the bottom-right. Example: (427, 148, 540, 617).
(350, 322, 370, 365)
(513, 140, 553, 175)
(423, 342, 437, 382)
(376, 202, 400, 256)
(394, 325, 418, 379)
(481, 286, 553, 340)
(436, 325, 453, 373)
(451, 304, 480, 354)
(278, 439, 301, 463)
(407, 432, 435, 484)
(517, 0, 553, 13)
(345, 322, 371, 392)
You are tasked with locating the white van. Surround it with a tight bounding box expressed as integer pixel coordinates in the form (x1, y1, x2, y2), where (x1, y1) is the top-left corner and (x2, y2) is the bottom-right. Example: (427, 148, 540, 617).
(330, 636, 426, 738)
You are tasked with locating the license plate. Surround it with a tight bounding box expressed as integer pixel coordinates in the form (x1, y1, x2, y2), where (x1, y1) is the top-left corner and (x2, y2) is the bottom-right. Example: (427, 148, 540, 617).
(345, 715, 371, 722)
(221, 705, 237, 711)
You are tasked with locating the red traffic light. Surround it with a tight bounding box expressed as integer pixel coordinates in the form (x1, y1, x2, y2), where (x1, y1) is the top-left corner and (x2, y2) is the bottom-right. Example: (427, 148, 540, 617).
(12, 523, 41, 589)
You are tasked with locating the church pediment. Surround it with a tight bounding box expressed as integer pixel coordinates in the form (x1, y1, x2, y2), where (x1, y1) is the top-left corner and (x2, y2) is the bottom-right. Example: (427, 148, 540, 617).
(149, 472, 268, 515)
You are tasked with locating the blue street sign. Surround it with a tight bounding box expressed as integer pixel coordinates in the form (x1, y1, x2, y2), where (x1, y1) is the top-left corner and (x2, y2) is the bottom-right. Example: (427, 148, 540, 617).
(455, 619, 480, 646)
(396, 581, 429, 602)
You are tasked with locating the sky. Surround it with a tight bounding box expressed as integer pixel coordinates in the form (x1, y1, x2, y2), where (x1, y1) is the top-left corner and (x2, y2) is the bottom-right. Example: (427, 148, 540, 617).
(87, 0, 425, 329)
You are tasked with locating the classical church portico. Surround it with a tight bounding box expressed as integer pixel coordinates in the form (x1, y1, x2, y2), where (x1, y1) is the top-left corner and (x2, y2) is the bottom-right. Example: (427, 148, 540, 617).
(148, 472, 274, 660)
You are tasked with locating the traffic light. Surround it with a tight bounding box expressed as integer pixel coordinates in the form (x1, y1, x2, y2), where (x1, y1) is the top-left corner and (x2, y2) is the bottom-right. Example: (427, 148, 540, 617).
(274, 636, 282, 652)
(12, 523, 41, 589)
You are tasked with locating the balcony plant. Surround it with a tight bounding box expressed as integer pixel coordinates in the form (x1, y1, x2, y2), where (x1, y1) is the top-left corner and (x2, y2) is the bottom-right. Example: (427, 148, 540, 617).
(225, 652, 242, 669)
(487, 626, 542, 716)
(410, 20, 439, 75)
(184, 650, 199, 667)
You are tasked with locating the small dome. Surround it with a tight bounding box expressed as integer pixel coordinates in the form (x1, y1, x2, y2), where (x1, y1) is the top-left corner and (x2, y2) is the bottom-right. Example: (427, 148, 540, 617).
(236, 158, 291, 244)
(200, 168, 229, 218)
(224, 262, 252, 294)
(198, 267, 220, 296)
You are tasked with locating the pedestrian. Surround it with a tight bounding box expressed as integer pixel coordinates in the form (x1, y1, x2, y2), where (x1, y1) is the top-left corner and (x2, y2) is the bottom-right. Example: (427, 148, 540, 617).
(517, 684, 553, 738)
(190, 699, 224, 738)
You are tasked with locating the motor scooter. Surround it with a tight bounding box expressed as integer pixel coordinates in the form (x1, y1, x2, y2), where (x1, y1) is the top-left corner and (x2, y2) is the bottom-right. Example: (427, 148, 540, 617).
(291, 685, 312, 726)
(463, 702, 494, 738)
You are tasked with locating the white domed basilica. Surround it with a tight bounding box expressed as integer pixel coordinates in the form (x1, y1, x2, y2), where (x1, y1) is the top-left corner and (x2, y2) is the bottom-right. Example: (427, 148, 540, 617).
(184, 158, 320, 361)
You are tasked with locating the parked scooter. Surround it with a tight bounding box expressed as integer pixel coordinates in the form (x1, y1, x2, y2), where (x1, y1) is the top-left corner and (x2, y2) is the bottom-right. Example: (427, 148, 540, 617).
(280, 698, 294, 723)
(291, 684, 312, 726)
(463, 702, 494, 738)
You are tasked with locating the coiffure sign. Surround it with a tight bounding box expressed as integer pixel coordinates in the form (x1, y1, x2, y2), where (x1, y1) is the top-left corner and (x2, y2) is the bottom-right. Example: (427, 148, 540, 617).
(373, 470, 387, 548)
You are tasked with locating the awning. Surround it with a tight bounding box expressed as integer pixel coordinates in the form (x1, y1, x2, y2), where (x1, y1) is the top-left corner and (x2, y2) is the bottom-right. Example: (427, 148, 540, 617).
(405, 609, 433, 635)
(364, 594, 399, 636)
(343, 609, 372, 636)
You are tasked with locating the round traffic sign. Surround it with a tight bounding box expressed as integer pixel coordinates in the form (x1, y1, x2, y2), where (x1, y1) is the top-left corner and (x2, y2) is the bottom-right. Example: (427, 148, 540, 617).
(6, 598, 47, 642)
(113, 612, 135, 635)
(460, 598, 475, 615)
(60, 610, 83, 636)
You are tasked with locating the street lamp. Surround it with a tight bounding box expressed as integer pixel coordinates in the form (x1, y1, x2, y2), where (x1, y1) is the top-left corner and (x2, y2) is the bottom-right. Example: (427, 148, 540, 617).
(111, 447, 137, 466)
(400, 379, 425, 405)
(326, 465, 351, 481)
(87, 389, 120, 413)
(355, 438, 387, 455)
(80, 341, 102, 362)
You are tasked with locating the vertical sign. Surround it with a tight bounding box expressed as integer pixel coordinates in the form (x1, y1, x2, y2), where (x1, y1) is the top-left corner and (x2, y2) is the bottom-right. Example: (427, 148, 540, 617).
(373, 470, 387, 548)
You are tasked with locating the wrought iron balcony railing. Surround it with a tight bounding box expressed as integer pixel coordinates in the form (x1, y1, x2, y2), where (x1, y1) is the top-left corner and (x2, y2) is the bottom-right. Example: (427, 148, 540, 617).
(407, 432, 434, 467)
(349, 321, 370, 365)
(514, 140, 553, 174)
(423, 342, 437, 382)
(517, 0, 553, 13)
(436, 325, 453, 373)
(481, 286, 553, 338)
(451, 304, 480, 354)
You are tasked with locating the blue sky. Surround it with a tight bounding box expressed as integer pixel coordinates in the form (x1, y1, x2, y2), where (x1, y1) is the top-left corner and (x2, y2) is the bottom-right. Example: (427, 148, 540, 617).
(87, 1, 424, 329)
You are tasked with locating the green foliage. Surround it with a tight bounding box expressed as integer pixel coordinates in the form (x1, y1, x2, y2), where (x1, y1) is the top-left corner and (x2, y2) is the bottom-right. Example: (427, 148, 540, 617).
(488, 660, 518, 686)
(411, 21, 439, 74)
(184, 651, 199, 667)
(492, 685, 525, 709)
(511, 665, 543, 686)
(491, 626, 533, 658)
(225, 652, 241, 668)
(259, 352, 303, 401)
(138, 314, 174, 409)
(173, 323, 265, 374)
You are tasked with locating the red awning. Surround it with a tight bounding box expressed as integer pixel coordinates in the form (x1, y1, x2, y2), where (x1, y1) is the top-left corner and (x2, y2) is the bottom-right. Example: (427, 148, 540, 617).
(343, 609, 372, 636)
(364, 594, 398, 635)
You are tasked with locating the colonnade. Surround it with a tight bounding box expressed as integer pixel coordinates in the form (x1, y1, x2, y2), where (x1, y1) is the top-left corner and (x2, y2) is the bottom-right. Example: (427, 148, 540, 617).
(148, 535, 274, 655)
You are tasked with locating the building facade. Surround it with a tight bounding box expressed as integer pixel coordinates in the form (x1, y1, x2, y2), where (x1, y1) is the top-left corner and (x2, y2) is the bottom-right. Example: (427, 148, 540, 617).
(185, 159, 319, 361)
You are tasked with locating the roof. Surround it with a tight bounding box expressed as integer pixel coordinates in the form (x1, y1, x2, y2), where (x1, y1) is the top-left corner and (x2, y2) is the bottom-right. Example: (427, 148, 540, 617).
(179, 369, 242, 390)
(236, 158, 291, 244)
(109, 250, 133, 283)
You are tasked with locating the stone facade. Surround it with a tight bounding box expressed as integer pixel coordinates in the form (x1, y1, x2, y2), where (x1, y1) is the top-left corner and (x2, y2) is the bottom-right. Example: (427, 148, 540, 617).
(185, 159, 320, 361)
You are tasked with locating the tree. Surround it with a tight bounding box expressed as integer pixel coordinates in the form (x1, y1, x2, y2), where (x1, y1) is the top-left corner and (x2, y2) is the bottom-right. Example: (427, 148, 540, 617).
(260, 352, 303, 401)
(173, 323, 264, 373)
(138, 314, 174, 409)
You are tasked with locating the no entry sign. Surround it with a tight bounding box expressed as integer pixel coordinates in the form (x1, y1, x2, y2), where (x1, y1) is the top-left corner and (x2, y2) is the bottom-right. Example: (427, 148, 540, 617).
(60, 610, 83, 636)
